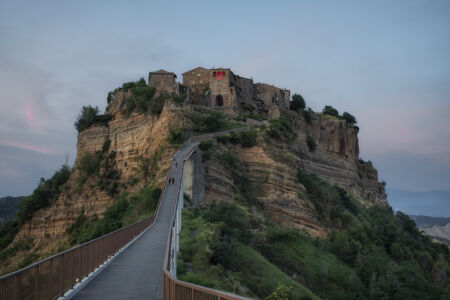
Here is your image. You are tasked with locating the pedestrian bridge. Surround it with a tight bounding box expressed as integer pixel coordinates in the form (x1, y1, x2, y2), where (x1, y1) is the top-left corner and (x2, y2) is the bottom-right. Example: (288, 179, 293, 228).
(0, 129, 248, 300)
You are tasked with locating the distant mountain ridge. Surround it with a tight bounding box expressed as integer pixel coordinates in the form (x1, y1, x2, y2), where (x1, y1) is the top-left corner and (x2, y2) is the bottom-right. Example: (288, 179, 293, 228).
(387, 188, 450, 217)
(0, 196, 23, 224)
(409, 215, 450, 227)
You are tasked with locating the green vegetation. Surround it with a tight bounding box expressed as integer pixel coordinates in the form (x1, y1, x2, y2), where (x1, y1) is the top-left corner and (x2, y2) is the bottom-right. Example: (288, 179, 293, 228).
(173, 110, 242, 144)
(77, 150, 121, 197)
(190, 111, 239, 133)
(342, 112, 357, 126)
(216, 130, 258, 148)
(306, 136, 316, 152)
(234, 112, 266, 122)
(266, 116, 296, 141)
(0, 220, 20, 252)
(97, 152, 121, 197)
(290, 93, 306, 112)
(303, 108, 313, 125)
(114, 77, 181, 116)
(199, 139, 213, 151)
(322, 105, 339, 117)
(78, 152, 101, 176)
(136, 149, 163, 181)
(18, 165, 71, 224)
(66, 185, 161, 245)
(297, 170, 450, 299)
(179, 145, 449, 299)
(102, 138, 111, 153)
(74, 106, 112, 132)
(168, 127, 187, 145)
(0, 166, 71, 269)
(0, 196, 23, 225)
(178, 205, 319, 299)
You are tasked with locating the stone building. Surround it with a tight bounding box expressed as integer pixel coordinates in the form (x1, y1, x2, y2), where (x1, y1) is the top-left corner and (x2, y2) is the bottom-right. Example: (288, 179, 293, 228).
(143, 67, 291, 119)
(148, 69, 179, 96)
(181, 67, 291, 118)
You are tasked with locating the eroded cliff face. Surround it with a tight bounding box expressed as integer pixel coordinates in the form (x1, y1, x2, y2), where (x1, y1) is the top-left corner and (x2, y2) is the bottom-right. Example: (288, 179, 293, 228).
(202, 111, 386, 238)
(15, 103, 182, 245)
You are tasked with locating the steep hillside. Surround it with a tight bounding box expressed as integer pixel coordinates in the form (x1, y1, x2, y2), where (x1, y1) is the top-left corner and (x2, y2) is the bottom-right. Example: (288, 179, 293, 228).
(178, 126, 449, 299)
(201, 112, 386, 238)
(0, 196, 23, 225)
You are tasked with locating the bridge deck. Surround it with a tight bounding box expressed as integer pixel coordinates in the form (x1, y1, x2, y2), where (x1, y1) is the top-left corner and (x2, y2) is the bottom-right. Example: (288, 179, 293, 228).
(73, 144, 193, 300)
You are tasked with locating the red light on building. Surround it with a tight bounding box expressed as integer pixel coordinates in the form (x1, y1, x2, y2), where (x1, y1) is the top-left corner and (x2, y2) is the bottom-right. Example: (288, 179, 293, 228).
(213, 71, 225, 80)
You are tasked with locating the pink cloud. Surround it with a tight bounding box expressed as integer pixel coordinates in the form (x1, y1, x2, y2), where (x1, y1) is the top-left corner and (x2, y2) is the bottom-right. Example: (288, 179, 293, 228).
(0, 140, 56, 155)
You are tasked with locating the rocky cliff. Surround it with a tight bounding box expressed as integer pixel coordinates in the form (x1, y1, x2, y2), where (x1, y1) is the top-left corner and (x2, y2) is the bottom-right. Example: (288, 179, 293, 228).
(14, 102, 182, 247)
(6, 78, 387, 273)
(201, 111, 386, 238)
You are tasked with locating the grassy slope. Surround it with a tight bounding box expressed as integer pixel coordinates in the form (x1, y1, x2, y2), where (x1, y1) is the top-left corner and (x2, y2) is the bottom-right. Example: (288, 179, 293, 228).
(178, 209, 320, 299)
(178, 124, 449, 300)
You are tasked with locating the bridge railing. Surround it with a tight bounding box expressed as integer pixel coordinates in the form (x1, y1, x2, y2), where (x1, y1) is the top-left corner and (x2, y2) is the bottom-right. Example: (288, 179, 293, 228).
(0, 175, 168, 300)
(163, 135, 249, 300)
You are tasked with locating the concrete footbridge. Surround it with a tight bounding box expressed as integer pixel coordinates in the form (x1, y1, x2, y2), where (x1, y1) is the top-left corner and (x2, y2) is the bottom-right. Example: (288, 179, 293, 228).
(0, 128, 248, 300)
(71, 128, 248, 300)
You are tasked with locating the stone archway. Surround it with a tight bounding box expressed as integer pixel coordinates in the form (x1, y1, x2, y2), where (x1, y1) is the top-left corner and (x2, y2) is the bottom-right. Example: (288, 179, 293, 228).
(215, 95, 224, 106)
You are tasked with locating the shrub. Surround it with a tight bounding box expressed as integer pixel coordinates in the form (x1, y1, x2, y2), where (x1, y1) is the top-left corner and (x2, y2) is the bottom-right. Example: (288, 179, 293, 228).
(267, 117, 296, 141)
(74, 106, 112, 132)
(18, 165, 71, 223)
(290, 94, 305, 112)
(0, 220, 20, 251)
(216, 134, 231, 144)
(148, 94, 166, 115)
(342, 112, 357, 125)
(302, 109, 312, 124)
(121, 77, 146, 90)
(322, 105, 339, 117)
(192, 111, 226, 133)
(245, 113, 265, 121)
(102, 139, 111, 153)
(199, 139, 213, 151)
(240, 130, 258, 148)
(306, 136, 316, 152)
(173, 92, 187, 104)
(78, 152, 101, 176)
(74, 106, 98, 132)
(229, 131, 242, 143)
(136, 155, 158, 179)
(168, 127, 187, 145)
(107, 91, 114, 104)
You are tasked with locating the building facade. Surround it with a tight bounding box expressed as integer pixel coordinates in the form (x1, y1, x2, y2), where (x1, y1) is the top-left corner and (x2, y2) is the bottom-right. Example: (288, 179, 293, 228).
(148, 67, 291, 119)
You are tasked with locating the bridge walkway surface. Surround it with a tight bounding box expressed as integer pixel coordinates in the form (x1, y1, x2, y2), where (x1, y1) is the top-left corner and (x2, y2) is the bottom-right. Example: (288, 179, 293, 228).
(73, 142, 194, 300)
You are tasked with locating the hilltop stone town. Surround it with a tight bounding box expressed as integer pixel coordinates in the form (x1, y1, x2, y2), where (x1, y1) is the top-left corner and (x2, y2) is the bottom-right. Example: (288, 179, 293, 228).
(147, 67, 291, 119)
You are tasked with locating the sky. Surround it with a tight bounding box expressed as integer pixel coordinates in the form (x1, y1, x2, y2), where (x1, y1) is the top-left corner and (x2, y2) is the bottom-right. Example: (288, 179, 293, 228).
(0, 0, 449, 201)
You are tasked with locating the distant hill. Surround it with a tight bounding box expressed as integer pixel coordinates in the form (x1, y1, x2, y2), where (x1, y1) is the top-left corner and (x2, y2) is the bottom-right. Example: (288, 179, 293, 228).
(387, 188, 450, 217)
(409, 215, 450, 227)
(0, 196, 23, 224)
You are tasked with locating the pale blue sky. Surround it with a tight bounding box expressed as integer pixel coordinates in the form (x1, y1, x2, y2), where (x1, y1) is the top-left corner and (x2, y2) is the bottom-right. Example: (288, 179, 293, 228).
(1, 1, 449, 199)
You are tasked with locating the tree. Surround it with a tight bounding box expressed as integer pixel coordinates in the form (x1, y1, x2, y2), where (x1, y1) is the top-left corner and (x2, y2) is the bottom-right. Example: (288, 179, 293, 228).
(74, 106, 99, 132)
(322, 105, 339, 117)
(342, 112, 357, 125)
(290, 94, 305, 112)
(265, 282, 293, 300)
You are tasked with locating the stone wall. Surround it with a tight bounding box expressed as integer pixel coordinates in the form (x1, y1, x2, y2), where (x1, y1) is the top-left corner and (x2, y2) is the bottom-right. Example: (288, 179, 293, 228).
(148, 71, 178, 95)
